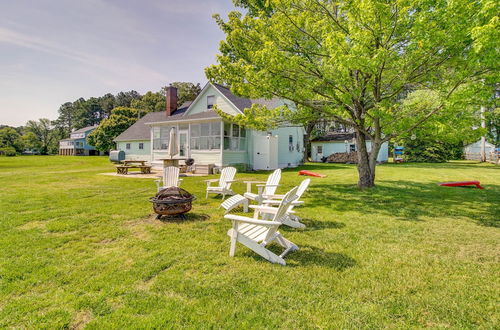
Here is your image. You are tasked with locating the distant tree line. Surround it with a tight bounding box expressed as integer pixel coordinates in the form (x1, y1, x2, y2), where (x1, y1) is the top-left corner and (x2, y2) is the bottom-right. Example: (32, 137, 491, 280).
(0, 82, 201, 155)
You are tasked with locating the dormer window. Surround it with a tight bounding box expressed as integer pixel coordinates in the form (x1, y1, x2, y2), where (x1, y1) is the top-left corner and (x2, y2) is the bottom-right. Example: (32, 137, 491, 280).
(207, 95, 215, 109)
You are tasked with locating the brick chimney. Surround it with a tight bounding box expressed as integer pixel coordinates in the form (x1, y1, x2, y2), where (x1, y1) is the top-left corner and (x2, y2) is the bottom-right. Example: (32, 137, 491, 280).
(165, 86, 178, 116)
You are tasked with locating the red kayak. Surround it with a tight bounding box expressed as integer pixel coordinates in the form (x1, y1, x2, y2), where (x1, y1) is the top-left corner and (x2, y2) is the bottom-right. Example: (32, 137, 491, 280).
(298, 170, 327, 178)
(439, 181, 484, 189)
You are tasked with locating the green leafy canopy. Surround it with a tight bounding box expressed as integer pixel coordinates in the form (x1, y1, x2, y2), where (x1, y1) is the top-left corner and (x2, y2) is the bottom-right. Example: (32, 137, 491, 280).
(206, 0, 498, 187)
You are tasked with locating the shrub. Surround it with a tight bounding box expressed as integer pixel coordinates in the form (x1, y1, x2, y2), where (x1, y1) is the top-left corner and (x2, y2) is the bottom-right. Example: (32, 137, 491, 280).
(402, 139, 463, 163)
(0, 147, 17, 156)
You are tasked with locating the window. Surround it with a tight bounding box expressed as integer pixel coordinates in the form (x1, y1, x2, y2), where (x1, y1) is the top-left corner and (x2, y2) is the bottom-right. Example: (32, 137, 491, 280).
(224, 123, 246, 151)
(139, 143, 144, 150)
(190, 122, 220, 150)
(288, 135, 294, 152)
(350, 144, 356, 152)
(153, 126, 170, 150)
(317, 146, 323, 154)
(207, 95, 215, 109)
(126, 143, 131, 150)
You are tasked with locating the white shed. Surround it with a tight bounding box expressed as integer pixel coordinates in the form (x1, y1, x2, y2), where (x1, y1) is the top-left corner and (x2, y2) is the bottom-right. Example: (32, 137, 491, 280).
(464, 140, 496, 160)
(311, 132, 389, 163)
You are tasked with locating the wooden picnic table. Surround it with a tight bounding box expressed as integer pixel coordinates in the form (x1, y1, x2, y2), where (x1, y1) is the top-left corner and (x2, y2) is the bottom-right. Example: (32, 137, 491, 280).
(122, 160, 147, 166)
(116, 160, 151, 175)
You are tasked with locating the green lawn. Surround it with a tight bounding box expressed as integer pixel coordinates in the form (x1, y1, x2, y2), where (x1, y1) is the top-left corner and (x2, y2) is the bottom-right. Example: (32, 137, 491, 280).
(0, 156, 498, 328)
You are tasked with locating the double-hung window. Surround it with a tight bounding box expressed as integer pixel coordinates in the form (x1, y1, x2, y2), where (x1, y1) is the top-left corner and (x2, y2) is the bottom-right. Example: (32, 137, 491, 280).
(224, 123, 246, 151)
(190, 122, 220, 150)
(207, 95, 215, 110)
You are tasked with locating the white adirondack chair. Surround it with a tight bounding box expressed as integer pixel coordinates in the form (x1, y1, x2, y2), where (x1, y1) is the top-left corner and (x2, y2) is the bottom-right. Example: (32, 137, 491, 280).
(155, 166, 182, 191)
(205, 166, 237, 200)
(251, 178, 311, 228)
(225, 186, 300, 265)
(243, 168, 281, 204)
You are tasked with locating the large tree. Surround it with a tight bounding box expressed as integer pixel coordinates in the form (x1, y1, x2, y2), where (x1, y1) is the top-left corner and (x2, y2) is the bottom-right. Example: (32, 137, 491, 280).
(165, 82, 202, 106)
(25, 119, 53, 155)
(206, 0, 498, 187)
(86, 107, 139, 152)
(0, 127, 23, 152)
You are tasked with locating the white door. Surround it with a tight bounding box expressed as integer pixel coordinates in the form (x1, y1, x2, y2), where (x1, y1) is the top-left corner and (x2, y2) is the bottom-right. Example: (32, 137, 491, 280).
(178, 130, 189, 157)
(253, 135, 278, 170)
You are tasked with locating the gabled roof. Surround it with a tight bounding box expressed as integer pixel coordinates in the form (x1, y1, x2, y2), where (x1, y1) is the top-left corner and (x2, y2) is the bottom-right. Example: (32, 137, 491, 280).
(212, 84, 252, 112)
(212, 83, 283, 112)
(312, 133, 358, 142)
(114, 83, 287, 141)
(144, 110, 220, 124)
(72, 125, 97, 134)
(114, 102, 191, 142)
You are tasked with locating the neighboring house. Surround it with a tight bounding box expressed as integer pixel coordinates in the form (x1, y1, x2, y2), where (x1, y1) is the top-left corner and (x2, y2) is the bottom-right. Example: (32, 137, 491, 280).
(114, 82, 304, 170)
(311, 132, 389, 162)
(59, 126, 101, 156)
(464, 140, 496, 161)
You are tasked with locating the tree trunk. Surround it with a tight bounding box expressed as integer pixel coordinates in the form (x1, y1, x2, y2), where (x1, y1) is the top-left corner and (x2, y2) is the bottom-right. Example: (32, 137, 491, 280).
(303, 122, 315, 163)
(355, 131, 374, 188)
(303, 132, 310, 163)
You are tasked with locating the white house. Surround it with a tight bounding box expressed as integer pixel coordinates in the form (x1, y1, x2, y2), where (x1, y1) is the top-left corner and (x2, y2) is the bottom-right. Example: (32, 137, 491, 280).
(464, 139, 496, 160)
(114, 83, 304, 170)
(311, 132, 389, 162)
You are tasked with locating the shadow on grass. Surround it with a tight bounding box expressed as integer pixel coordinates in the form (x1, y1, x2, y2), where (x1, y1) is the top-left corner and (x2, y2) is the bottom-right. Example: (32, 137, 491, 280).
(157, 213, 210, 224)
(287, 245, 356, 270)
(380, 161, 500, 171)
(280, 218, 346, 232)
(246, 244, 356, 270)
(309, 181, 499, 228)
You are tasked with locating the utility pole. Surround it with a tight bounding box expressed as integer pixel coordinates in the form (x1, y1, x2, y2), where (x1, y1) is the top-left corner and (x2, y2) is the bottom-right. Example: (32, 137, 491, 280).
(480, 106, 486, 162)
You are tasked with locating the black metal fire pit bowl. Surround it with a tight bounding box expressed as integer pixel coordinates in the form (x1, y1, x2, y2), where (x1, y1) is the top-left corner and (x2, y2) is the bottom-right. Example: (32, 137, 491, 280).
(149, 187, 196, 220)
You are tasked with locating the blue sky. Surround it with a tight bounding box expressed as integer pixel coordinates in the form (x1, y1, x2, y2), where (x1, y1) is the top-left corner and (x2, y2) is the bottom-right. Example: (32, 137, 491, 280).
(0, 0, 236, 126)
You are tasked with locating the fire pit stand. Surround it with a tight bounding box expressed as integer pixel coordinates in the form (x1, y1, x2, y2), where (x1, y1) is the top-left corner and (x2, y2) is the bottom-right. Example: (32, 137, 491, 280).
(149, 187, 196, 220)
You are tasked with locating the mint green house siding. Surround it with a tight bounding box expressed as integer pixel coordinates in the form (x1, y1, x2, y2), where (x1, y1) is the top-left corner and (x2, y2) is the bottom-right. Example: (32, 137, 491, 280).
(116, 82, 305, 170)
(188, 84, 240, 116)
(223, 151, 249, 166)
(273, 126, 305, 167)
(117, 141, 151, 161)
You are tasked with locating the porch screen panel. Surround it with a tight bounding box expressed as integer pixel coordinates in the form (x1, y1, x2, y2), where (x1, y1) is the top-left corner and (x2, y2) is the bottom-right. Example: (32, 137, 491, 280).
(224, 123, 246, 151)
(190, 122, 220, 151)
(153, 126, 170, 150)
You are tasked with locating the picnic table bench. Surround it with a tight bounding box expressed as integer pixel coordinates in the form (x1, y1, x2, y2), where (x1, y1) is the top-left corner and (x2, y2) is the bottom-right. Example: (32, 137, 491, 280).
(116, 160, 151, 175)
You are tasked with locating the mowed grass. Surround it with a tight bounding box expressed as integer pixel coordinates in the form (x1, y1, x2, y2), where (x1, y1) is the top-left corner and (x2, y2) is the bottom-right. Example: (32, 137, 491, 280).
(0, 156, 498, 328)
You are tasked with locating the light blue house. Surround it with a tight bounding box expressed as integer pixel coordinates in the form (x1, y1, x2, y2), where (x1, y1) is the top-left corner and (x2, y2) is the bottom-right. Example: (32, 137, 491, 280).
(59, 126, 101, 156)
(114, 82, 305, 170)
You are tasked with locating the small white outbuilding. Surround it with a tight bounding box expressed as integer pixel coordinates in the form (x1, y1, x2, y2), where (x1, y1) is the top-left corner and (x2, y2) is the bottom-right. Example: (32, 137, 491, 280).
(464, 140, 496, 160)
(311, 132, 389, 162)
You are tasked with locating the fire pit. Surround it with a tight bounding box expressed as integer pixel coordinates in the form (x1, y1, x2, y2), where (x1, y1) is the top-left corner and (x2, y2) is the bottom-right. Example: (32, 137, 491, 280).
(149, 186, 196, 219)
